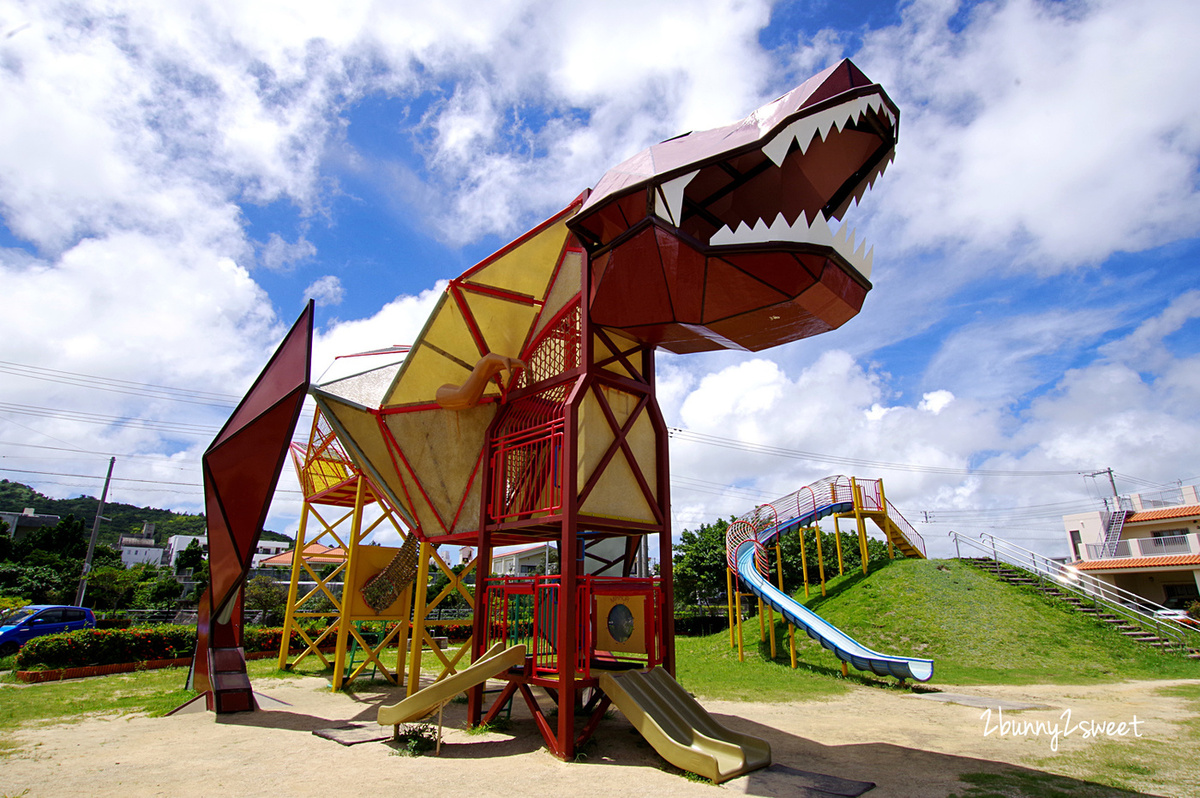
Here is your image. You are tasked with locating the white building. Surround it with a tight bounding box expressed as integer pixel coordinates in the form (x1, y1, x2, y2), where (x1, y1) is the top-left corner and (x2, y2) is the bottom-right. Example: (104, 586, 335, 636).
(119, 535, 165, 567)
(166, 534, 289, 569)
(1063, 483, 1200, 609)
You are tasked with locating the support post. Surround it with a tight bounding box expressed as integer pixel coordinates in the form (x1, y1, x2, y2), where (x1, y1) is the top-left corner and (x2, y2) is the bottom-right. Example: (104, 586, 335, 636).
(278, 502, 311, 670)
(815, 523, 827, 597)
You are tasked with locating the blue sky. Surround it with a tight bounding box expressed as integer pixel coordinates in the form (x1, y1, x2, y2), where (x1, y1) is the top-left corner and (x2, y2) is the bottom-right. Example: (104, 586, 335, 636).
(2, 0, 1199, 558)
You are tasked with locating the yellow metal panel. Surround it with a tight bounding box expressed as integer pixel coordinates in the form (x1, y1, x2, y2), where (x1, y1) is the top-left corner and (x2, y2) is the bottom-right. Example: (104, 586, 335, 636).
(461, 289, 539, 360)
(592, 332, 634, 379)
(626, 410, 658, 504)
(421, 295, 482, 364)
(594, 594, 647, 654)
(463, 216, 574, 299)
(384, 405, 493, 537)
(303, 457, 353, 496)
(346, 544, 409, 619)
(530, 250, 582, 343)
(580, 445, 656, 523)
(385, 345, 473, 407)
(315, 394, 416, 524)
(576, 388, 615, 490)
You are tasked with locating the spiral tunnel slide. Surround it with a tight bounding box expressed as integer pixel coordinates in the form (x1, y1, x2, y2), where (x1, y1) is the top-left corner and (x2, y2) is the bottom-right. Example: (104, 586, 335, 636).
(735, 541, 933, 682)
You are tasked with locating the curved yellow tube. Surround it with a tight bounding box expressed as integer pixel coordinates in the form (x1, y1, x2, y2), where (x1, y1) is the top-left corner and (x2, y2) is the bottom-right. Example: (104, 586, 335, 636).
(435, 352, 526, 410)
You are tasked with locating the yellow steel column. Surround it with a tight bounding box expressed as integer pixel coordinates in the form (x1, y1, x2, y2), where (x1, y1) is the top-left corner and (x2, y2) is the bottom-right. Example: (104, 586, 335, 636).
(332, 477, 367, 691)
(851, 478, 869, 575)
(278, 501, 311, 670)
(814, 523, 827, 597)
(798, 526, 809, 598)
(407, 540, 434, 696)
(735, 588, 744, 661)
(775, 539, 796, 668)
(878, 478, 896, 559)
(726, 568, 735, 648)
(833, 521, 844, 576)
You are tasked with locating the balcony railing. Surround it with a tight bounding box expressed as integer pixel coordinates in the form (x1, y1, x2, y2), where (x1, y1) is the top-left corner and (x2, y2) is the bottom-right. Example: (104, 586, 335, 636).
(1084, 533, 1198, 560)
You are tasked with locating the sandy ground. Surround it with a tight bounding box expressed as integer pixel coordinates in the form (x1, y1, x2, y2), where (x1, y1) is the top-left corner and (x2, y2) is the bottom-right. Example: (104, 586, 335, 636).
(0, 675, 1193, 798)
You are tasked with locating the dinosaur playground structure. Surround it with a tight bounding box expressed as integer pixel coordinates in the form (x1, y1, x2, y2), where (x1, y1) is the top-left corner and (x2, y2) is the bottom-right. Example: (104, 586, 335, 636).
(192, 59, 903, 779)
(725, 475, 934, 682)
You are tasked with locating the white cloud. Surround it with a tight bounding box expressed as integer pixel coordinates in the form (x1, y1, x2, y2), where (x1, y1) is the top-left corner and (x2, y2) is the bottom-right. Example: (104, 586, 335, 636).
(856, 0, 1200, 269)
(303, 275, 344, 306)
(312, 284, 445, 380)
(262, 233, 317, 272)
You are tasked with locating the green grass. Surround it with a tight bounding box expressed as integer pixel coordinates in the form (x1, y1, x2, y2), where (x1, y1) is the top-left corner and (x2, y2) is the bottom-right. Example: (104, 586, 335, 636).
(784, 559, 1200, 685)
(675, 632, 855, 701)
(0, 666, 193, 757)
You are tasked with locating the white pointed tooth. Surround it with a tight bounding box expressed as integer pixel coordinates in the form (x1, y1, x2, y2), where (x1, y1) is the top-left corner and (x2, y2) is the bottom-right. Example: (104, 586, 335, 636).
(852, 180, 868, 207)
(845, 227, 857, 254)
(861, 246, 874, 278)
(711, 224, 736, 245)
(658, 170, 696, 225)
(854, 238, 868, 263)
(793, 116, 820, 154)
(768, 213, 790, 237)
(762, 124, 795, 167)
(835, 219, 850, 246)
(807, 211, 833, 246)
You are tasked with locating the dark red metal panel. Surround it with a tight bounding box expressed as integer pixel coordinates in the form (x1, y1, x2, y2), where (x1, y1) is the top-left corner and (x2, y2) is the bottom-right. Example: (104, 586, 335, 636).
(191, 300, 313, 713)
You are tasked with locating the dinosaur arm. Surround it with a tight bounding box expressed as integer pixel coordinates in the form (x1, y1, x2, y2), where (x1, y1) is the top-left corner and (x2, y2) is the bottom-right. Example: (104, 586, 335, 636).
(436, 353, 526, 410)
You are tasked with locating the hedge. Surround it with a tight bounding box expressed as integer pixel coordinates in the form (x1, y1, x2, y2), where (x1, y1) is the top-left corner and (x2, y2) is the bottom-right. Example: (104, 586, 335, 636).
(16, 625, 315, 671)
(14, 621, 474, 670)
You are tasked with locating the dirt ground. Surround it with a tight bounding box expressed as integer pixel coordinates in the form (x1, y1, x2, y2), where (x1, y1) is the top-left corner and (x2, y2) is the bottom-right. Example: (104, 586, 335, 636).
(1, 675, 1193, 798)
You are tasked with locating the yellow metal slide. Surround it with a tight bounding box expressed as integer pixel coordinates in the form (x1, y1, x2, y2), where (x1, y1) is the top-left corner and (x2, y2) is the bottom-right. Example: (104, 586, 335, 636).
(599, 667, 771, 783)
(376, 642, 526, 727)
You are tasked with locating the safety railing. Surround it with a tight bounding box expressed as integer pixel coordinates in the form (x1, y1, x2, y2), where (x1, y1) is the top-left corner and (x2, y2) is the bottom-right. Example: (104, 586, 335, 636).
(949, 530, 1198, 650)
(481, 575, 663, 680)
(1085, 533, 1199, 560)
(741, 475, 853, 543)
(884, 496, 926, 557)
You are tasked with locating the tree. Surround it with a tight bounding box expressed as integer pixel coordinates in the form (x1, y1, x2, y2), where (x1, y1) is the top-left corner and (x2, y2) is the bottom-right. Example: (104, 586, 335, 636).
(672, 518, 730, 607)
(83, 566, 139, 610)
(244, 575, 287, 625)
(175, 539, 205, 573)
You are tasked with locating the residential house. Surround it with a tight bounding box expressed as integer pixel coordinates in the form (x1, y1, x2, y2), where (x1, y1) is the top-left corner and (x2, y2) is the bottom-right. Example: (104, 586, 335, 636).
(0, 508, 60, 540)
(1063, 484, 1200, 609)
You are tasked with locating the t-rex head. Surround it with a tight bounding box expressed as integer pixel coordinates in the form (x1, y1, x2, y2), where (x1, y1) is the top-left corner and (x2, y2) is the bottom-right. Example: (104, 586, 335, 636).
(568, 59, 898, 353)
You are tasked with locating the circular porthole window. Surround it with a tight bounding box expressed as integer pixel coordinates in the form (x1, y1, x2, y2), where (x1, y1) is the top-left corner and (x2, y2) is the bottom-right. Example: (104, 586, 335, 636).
(607, 602, 635, 643)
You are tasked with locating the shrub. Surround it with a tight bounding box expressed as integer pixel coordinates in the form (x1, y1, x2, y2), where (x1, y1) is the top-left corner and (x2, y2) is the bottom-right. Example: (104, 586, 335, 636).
(14, 625, 324, 670)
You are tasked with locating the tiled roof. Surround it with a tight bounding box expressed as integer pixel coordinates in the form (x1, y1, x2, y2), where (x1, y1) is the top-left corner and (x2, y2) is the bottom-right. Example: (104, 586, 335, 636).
(1127, 505, 1200, 523)
(259, 543, 347, 566)
(1074, 554, 1200, 571)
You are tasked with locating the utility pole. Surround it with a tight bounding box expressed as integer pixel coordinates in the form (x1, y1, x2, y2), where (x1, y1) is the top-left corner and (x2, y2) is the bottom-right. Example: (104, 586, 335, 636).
(1085, 468, 1120, 510)
(75, 457, 115, 606)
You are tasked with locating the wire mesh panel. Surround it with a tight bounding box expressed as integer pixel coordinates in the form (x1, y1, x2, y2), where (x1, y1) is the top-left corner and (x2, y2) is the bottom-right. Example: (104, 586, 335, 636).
(488, 386, 568, 522)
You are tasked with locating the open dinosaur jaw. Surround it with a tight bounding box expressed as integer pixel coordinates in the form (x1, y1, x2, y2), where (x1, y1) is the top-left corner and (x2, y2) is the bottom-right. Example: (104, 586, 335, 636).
(708, 209, 878, 281)
(653, 87, 897, 282)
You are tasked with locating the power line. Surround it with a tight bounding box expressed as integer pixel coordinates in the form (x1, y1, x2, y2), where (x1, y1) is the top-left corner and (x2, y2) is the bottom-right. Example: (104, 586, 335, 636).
(0, 402, 221, 436)
(0, 360, 241, 407)
(669, 427, 1094, 477)
(0, 466, 302, 495)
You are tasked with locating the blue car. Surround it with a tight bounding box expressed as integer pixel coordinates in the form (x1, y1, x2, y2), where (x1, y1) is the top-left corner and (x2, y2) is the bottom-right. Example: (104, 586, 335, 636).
(0, 604, 96, 657)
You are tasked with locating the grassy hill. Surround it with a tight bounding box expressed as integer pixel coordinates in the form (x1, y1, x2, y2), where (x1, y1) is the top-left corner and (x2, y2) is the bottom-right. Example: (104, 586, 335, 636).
(0, 480, 292, 547)
(676, 558, 1200, 700)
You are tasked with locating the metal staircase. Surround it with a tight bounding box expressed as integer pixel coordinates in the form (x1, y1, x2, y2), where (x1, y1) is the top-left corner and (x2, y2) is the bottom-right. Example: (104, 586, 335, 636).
(949, 531, 1200, 657)
(1100, 509, 1129, 558)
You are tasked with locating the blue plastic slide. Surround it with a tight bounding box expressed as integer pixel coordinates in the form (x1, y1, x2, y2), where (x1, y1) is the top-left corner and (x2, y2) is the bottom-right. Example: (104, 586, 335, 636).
(735, 541, 933, 682)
